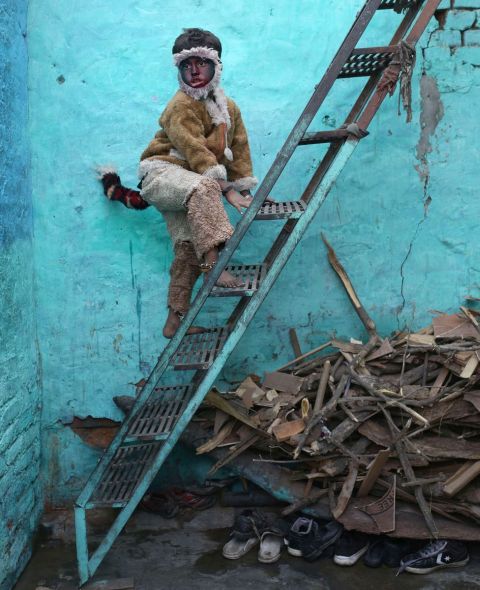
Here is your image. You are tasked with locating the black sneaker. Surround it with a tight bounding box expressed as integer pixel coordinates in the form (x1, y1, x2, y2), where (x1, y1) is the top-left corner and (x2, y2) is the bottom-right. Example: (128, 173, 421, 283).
(334, 531, 369, 566)
(302, 520, 344, 562)
(398, 540, 469, 575)
(383, 538, 419, 568)
(363, 537, 384, 568)
(285, 517, 314, 557)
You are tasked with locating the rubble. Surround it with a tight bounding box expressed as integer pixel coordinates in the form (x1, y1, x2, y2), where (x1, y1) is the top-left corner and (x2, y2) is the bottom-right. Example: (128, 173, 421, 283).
(191, 239, 480, 541)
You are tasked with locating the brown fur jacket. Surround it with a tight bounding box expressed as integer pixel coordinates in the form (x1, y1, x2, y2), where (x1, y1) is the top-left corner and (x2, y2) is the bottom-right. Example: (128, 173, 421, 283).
(140, 90, 257, 191)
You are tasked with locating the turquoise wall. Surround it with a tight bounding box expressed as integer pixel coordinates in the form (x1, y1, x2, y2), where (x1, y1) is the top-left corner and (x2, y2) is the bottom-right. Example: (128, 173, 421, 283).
(27, 0, 480, 504)
(0, 1, 43, 588)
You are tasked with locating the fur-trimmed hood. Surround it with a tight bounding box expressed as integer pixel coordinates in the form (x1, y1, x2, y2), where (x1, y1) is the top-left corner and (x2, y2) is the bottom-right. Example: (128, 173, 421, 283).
(173, 45, 232, 160)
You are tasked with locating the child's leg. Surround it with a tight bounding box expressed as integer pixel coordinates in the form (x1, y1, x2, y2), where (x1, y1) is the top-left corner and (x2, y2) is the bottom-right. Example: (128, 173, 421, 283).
(140, 162, 244, 288)
(186, 178, 243, 288)
(163, 240, 205, 338)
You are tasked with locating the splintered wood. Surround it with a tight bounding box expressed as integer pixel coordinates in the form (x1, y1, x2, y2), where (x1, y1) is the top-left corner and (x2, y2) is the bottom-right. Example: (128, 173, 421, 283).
(194, 239, 480, 540)
(196, 310, 480, 539)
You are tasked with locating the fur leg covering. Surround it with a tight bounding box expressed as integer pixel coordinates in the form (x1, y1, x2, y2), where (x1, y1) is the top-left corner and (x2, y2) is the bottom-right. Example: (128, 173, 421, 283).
(186, 177, 234, 258)
(167, 241, 201, 314)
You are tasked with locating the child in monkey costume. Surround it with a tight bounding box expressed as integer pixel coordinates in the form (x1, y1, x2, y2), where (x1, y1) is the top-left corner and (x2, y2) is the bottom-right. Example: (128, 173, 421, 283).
(100, 28, 260, 338)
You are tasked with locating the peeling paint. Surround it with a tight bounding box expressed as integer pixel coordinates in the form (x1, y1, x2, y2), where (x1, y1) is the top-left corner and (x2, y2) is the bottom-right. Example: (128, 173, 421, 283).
(416, 74, 445, 182)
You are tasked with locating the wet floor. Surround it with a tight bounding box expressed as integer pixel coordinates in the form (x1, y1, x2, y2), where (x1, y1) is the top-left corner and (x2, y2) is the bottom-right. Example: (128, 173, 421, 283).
(15, 507, 480, 590)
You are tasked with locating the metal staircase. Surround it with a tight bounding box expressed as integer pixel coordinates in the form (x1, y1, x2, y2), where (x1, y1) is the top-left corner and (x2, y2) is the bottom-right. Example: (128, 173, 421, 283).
(75, 0, 441, 583)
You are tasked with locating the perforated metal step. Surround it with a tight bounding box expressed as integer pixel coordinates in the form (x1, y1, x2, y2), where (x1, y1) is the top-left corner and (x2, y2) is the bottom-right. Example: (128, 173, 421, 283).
(379, 0, 421, 9)
(211, 264, 267, 297)
(339, 46, 395, 78)
(89, 442, 162, 507)
(255, 200, 307, 220)
(126, 385, 193, 441)
(170, 327, 229, 370)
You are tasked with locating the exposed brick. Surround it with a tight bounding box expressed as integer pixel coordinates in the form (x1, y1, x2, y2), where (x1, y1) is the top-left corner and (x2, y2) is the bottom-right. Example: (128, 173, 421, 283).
(464, 28, 480, 43)
(428, 29, 462, 46)
(5, 423, 37, 466)
(446, 8, 477, 28)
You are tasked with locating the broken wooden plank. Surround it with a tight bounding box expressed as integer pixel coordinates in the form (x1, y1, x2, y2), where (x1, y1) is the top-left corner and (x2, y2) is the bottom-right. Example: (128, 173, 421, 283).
(365, 338, 394, 362)
(443, 461, 480, 498)
(234, 376, 265, 408)
(357, 449, 390, 497)
(358, 419, 392, 447)
(207, 434, 260, 475)
(322, 234, 377, 337)
(331, 339, 363, 354)
(272, 418, 305, 442)
(263, 371, 304, 394)
(433, 313, 480, 341)
(205, 390, 261, 432)
(460, 353, 479, 379)
(196, 420, 235, 454)
(289, 328, 303, 358)
(332, 462, 359, 519)
(429, 366, 449, 398)
(416, 436, 480, 460)
(460, 305, 479, 328)
(406, 334, 436, 346)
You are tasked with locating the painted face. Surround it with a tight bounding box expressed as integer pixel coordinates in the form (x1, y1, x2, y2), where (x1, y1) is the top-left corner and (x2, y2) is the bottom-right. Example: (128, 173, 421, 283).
(179, 57, 215, 88)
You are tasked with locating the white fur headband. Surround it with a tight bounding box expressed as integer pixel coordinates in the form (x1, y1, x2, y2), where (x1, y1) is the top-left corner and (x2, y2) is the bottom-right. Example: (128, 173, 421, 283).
(172, 46, 221, 67)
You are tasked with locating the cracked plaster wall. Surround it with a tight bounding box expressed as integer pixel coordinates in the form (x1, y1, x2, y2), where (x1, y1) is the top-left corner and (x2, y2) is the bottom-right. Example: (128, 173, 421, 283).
(26, 0, 480, 504)
(0, 1, 43, 588)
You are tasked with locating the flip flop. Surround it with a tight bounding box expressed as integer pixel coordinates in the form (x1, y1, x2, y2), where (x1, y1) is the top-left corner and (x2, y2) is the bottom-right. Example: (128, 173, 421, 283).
(258, 531, 284, 563)
(222, 535, 259, 560)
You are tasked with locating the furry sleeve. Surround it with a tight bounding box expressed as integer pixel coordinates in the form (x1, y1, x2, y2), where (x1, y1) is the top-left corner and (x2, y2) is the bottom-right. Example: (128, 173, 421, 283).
(161, 102, 226, 180)
(225, 102, 258, 191)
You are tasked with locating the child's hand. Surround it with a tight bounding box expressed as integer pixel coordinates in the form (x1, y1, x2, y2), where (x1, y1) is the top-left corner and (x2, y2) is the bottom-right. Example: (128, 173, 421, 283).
(224, 189, 253, 214)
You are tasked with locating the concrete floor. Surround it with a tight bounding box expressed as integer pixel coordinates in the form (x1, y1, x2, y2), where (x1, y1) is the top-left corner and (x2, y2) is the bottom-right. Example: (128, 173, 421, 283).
(15, 506, 480, 590)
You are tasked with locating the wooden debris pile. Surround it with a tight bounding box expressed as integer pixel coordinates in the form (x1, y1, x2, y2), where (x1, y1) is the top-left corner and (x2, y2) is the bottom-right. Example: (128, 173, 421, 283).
(194, 237, 480, 539)
(197, 312, 480, 538)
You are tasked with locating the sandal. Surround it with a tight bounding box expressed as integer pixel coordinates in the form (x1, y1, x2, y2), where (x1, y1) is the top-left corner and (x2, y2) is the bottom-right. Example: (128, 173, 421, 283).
(140, 492, 178, 519)
(258, 531, 284, 563)
(168, 488, 217, 511)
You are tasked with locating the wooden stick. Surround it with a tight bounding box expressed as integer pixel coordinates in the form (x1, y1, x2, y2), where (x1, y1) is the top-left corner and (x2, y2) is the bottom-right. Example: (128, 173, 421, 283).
(443, 461, 480, 497)
(275, 341, 332, 372)
(207, 434, 260, 475)
(289, 328, 303, 358)
(313, 360, 331, 414)
(322, 233, 377, 337)
(381, 407, 438, 538)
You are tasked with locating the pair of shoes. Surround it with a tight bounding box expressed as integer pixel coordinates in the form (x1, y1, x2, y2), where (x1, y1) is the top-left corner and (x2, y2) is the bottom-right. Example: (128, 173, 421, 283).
(397, 540, 469, 575)
(286, 517, 344, 562)
(333, 531, 369, 566)
(363, 537, 420, 568)
(222, 510, 269, 560)
(223, 510, 287, 563)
